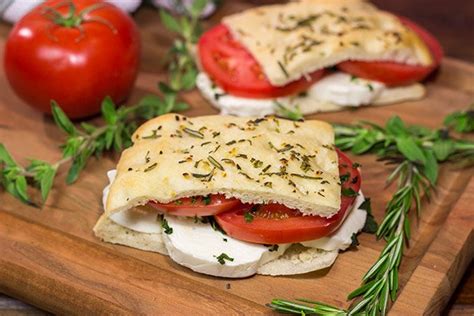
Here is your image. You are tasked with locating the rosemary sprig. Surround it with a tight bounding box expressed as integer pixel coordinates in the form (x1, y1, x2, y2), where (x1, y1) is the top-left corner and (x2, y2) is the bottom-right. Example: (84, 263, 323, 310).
(269, 111, 474, 315)
(160, 0, 208, 91)
(0, 83, 188, 205)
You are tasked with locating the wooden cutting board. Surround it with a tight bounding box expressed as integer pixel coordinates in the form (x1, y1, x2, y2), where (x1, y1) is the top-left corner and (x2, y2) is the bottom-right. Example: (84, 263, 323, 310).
(0, 3, 473, 314)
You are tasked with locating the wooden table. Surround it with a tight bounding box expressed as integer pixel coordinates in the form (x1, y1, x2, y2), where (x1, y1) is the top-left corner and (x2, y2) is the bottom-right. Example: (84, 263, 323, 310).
(0, 1, 472, 314)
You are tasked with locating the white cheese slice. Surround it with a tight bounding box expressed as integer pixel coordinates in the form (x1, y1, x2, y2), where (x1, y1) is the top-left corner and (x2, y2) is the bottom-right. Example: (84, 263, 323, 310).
(162, 215, 289, 278)
(308, 73, 384, 107)
(301, 192, 367, 251)
(197, 72, 424, 117)
(104, 169, 163, 234)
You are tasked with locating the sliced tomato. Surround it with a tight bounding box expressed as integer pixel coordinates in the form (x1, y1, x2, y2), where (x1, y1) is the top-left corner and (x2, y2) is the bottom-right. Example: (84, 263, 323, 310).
(338, 16, 443, 86)
(198, 24, 325, 99)
(148, 194, 243, 216)
(216, 150, 361, 244)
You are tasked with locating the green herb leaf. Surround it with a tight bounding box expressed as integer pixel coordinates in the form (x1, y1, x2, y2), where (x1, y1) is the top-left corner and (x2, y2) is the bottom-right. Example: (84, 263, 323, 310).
(51, 101, 76, 135)
(342, 187, 358, 197)
(396, 136, 426, 164)
(432, 139, 455, 161)
(359, 198, 378, 234)
(274, 101, 303, 121)
(161, 216, 173, 234)
(350, 233, 360, 248)
(0, 144, 16, 166)
(101, 96, 117, 125)
(214, 253, 234, 265)
(444, 106, 474, 133)
(159, 9, 181, 33)
(244, 211, 254, 223)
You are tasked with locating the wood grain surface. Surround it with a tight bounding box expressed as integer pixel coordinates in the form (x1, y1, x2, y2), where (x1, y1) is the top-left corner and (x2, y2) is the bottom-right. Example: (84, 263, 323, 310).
(0, 1, 473, 315)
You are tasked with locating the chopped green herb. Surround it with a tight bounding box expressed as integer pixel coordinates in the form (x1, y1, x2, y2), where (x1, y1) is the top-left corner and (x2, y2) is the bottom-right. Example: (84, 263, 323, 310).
(342, 187, 358, 197)
(359, 198, 378, 234)
(144, 162, 158, 172)
(244, 211, 254, 223)
(350, 233, 359, 248)
(183, 127, 204, 139)
(339, 172, 350, 183)
(290, 173, 322, 180)
(161, 217, 173, 234)
(202, 195, 211, 205)
(214, 253, 234, 265)
(208, 155, 224, 171)
(277, 61, 290, 78)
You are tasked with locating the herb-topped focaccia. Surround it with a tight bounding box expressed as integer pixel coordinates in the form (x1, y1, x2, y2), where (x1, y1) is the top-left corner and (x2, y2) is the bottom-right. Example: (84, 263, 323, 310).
(196, 0, 442, 117)
(94, 114, 368, 278)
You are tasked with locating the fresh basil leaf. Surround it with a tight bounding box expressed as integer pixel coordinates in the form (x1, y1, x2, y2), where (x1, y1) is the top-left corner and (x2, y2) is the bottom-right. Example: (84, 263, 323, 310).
(395, 137, 426, 164)
(159, 9, 181, 33)
(51, 101, 76, 136)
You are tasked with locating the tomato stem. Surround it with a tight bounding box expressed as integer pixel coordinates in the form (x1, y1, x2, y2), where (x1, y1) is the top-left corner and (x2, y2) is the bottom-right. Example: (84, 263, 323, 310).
(40, 1, 117, 42)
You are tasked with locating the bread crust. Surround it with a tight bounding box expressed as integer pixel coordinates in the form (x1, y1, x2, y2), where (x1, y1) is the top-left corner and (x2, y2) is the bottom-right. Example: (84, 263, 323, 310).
(223, 0, 433, 86)
(106, 114, 341, 217)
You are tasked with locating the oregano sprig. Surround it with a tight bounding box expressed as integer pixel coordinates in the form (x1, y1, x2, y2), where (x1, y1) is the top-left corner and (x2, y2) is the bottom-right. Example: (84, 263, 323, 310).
(0, 83, 188, 205)
(160, 0, 208, 91)
(269, 111, 474, 315)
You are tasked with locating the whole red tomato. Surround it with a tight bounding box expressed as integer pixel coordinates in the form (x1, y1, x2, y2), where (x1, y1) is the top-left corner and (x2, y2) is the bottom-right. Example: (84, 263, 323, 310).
(4, 0, 141, 119)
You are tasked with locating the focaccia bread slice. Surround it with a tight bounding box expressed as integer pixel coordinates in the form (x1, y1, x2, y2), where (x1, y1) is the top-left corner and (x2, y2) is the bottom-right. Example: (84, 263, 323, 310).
(223, 0, 433, 86)
(106, 114, 341, 217)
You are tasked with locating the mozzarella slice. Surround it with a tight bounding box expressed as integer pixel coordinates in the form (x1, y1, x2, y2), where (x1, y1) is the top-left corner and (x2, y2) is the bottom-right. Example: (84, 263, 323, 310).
(109, 209, 163, 234)
(103, 169, 163, 234)
(197, 71, 423, 117)
(308, 73, 384, 107)
(162, 215, 289, 278)
(301, 192, 367, 251)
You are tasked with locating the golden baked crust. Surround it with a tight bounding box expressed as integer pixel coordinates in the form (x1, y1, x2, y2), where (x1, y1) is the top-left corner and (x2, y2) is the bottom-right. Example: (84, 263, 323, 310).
(223, 0, 433, 86)
(106, 114, 341, 217)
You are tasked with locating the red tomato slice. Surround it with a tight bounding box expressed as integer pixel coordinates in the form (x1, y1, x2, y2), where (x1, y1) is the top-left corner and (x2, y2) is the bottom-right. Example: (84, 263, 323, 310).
(215, 150, 361, 244)
(148, 194, 243, 216)
(338, 16, 443, 86)
(198, 24, 325, 99)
